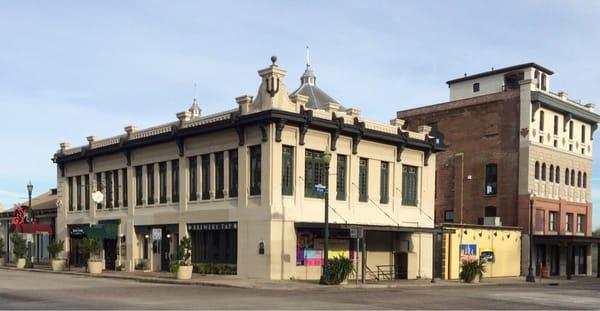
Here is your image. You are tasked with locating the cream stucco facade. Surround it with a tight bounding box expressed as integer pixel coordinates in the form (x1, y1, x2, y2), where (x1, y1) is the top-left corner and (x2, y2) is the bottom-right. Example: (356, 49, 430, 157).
(53, 57, 441, 280)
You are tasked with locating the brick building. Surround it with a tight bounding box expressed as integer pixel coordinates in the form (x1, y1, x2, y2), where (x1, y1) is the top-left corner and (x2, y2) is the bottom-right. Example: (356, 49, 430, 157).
(398, 63, 600, 277)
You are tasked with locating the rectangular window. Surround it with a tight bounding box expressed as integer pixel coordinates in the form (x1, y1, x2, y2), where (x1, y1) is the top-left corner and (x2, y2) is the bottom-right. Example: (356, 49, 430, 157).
(68, 177, 74, 211)
(402, 165, 418, 206)
(359, 158, 369, 202)
(106, 171, 113, 208)
(304, 150, 325, 198)
(85, 175, 90, 210)
(444, 210, 454, 222)
(250, 145, 261, 196)
(553, 115, 559, 135)
(539, 110, 545, 131)
(189, 157, 197, 201)
(549, 211, 558, 232)
(566, 213, 573, 233)
(171, 160, 179, 203)
(96, 173, 103, 209)
(380, 161, 389, 204)
(159, 162, 167, 204)
(228, 150, 238, 198)
(215, 152, 224, 199)
(76, 176, 82, 210)
(485, 163, 497, 195)
(201, 154, 210, 200)
(336, 155, 347, 201)
(581, 125, 586, 143)
(282, 146, 294, 196)
(147, 164, 155, 205)
(135, 166, 143, 206)
(569, 121, 574, 139)
(113, 169, 119, 208)
(577, 215, 584, 233)
(122, 168, 128, 207)
(535, 209, 544, 232)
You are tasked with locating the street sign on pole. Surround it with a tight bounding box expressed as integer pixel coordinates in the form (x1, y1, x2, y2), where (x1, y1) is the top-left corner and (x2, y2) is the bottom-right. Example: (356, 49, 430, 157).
(350, 227, 364, 239)
(314, 184, 327, 193)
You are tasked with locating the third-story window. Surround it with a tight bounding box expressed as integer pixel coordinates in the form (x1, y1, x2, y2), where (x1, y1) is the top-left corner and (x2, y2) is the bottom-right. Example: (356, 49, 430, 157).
(281, 146, 294, 196)
(472, 83, 480, 93)
(250, 145, 261, 196)
(189, 157, 197, 201)
(359, 158, 369, 202)
(68, 177, 73, 211)
(553, 115, 559, 135)
(147, 164, 155, 205)
(549, 212, 558, 232)
(541, 163, 546, 181)
(555, 166, 560, 184)
(485, 163, 497, 195)
(171, 160, 179, 203)
(539, 110, 545, 131)
(336, 155, 347, 201)
(228, 150, 238, 198)
(534, 161, 540, 179)
(159, 162, 167, 204)
(566, 213, 573, 233)
(571, 169, 575, 186)
(215, 152, 224, 199)
(402, 165, 418, 206)
(577, 214, 584, 233)
(577, 171, 582, 188)
(549, 165, 554, 183)
(201, 154, 210, 200)
(583, 172, 587, 188)
(581, 125, 586, 143)
(380, 161, 390, 204)
(305, 150, 325, 198)
(135, 166, 143, 205)
(122, 168, 128, 207)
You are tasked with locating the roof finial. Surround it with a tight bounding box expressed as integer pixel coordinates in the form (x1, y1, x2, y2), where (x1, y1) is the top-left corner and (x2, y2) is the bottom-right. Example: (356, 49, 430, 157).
(189, 82, 201, 117)
(306, 45, 310, 67)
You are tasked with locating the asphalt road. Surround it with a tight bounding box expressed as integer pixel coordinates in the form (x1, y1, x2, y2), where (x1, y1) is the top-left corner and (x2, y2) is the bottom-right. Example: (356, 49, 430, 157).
(2, 269, 600, 310)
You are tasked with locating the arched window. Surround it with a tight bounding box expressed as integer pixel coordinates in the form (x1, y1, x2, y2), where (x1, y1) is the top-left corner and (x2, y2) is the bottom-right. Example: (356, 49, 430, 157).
(539, 111, 545, 131)
(571, 169, 575, 186)
(577, 171, 582, 187)
(473, 83, 480, 93)
(534, 162, 540, 179)
(583, 172, 587, 188)
(549, 165, 554, 182)
(555, 166, 560, 183)
(541, 163, 547, 181)
(565, 168, 569, 185)
(485, 206, 497, 218)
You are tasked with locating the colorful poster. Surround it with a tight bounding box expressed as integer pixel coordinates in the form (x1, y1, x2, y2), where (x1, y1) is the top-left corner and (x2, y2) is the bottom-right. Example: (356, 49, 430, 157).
(460, 244, 477, 261)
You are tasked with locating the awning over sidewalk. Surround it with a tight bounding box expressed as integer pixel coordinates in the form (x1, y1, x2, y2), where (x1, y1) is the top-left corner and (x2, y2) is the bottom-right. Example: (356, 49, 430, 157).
(10, 223, 54, 234)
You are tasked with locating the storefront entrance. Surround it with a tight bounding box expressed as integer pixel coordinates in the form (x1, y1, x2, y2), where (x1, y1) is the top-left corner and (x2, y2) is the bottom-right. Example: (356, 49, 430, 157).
(394, 252, 408, 279)
(104, 239, 117, 270)
(188, 222, 237, 267)
(68, 225, 88, 267)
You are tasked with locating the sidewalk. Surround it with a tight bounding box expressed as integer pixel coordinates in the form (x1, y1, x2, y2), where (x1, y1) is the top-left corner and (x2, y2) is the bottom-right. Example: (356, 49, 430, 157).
(0, 265, 577, 290)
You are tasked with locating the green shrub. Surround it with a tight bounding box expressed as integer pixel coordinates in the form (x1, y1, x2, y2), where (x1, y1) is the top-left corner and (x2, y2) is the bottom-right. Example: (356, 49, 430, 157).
(10, 234, 27, 259)
(80, 238, 102, 261)
(193, 263, 237, 275)
(0, 237, 5, 257)
(324, 256, 354, 285)
(459, 259, 485, 283)
(47, 240, 65, 259)
(135, 260, 148, 270)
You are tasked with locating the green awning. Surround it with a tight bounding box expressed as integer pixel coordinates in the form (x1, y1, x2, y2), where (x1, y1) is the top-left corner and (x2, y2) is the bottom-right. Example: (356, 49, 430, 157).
(85, 223, 118, 239)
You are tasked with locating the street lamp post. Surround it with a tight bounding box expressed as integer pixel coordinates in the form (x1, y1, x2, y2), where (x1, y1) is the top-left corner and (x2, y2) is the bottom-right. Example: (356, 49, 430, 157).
(526, 193, 535, 282)
(26, 181, 34, 268)
(319, 151, 332, 285)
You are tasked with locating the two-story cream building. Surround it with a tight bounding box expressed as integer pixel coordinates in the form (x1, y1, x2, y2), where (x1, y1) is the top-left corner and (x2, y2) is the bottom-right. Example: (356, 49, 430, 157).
(52, 57, 442, 280)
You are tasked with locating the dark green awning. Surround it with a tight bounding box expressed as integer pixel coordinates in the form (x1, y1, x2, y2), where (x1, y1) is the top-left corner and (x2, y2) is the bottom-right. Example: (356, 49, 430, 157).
(85, 223, 118, 239)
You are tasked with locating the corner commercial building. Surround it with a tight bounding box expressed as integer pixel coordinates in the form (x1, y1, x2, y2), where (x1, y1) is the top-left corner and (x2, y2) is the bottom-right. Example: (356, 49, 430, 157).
(398, 63, 600, 277)
(53, 57, 442, 280)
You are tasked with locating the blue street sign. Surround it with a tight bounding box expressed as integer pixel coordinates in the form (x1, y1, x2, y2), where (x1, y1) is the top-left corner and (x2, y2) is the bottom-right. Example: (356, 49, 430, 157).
(314, 184, 327, 193)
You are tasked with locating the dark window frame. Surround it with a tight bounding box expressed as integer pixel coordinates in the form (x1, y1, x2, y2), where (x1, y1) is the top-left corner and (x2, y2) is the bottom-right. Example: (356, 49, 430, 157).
(281, 146, 294, 196)
(359, 158, 369, 202)
(402, 165, 418, 206)
(122, 168, 128, 207)
(485, 163, 497, 195)
(189, 157, 197, 201)
(304, 149, 326, 198)
(159, 162, 167, 204)
(68, 177, 74, 211)
(135, 166, 143, 206)
(472, 82, 480, 93)
(215, 152, 225, 199)
(146, 164, 155, 205)
(201, 154, 211, 200)
(336, 155, 347, 201)
(249, 145, 261, 196)
(228, 150, 238, 198)
(171, 160, 179, 203)
(380, 161, 390, 204)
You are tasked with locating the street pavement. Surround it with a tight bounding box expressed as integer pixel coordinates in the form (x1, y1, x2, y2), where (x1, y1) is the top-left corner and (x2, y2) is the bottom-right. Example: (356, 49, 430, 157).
(1, 269, 600, 310)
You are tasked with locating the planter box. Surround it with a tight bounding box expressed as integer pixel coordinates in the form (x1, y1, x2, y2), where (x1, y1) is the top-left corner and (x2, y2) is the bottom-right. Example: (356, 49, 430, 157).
(51, 259, 66, 272)
(88, 260, 103, 274)
(177, 265, 193, 280)
(16, 258, 26, 269)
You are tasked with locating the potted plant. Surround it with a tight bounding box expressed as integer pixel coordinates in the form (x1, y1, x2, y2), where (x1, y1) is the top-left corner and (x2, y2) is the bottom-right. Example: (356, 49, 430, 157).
(0, 237, 5, 266)
(459, 259, 485, 283)
(322, 256, 354, 285)
(10, 234, 27, 269)
(47, 239, 66, 271)
(81, 238, 103, 274)
(169, 236, 192, 280)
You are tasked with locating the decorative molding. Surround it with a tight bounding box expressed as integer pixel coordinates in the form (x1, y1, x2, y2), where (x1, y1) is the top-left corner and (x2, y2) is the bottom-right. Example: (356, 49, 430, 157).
(87, 157, 93, 172)
(396, 128, 409, 162)
(235, 126, 245, 146)
(299, 106, 313, 145)
(176, 137, 185, 157)
(423, 136, 437, 166)
(352, 117, 365, 155)
(275, 119, 286, 142)
(124, 149, 132, 166)
(330, 113, 344, 151)
(259, 121, 269, 142)
(59, 163, 65, 177)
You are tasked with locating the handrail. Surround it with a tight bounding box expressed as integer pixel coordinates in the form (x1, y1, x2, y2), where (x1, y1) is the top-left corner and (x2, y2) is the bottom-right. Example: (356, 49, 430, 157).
(365, 265, 379, 281)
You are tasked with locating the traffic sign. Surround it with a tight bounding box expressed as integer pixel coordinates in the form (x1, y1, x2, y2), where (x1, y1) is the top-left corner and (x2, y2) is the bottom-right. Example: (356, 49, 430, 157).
(314, 184, 327, 193)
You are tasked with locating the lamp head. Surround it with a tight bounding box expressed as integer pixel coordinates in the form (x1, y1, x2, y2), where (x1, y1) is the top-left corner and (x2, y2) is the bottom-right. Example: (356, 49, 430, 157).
(322, 151, 332, 164)
(27, 181, 33, 194)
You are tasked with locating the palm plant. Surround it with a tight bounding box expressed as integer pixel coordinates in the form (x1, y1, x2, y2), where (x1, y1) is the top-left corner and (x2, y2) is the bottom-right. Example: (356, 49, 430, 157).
(459, 259, 485, 283)
(47, 240, 65, 259)
(10, 234, 27, 259)
(81, 238, 102, 261)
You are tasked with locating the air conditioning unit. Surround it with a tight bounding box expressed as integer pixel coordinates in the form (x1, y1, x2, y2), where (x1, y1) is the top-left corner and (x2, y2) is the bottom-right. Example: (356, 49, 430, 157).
(484, 217, 502, 226)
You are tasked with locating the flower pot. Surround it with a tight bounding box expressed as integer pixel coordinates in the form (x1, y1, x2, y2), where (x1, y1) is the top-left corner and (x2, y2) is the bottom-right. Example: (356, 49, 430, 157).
(51, 259, 66, 271)
(16, 258, 26, 269)
(88, 260, 103, 274)
(177, 265, 193, 280)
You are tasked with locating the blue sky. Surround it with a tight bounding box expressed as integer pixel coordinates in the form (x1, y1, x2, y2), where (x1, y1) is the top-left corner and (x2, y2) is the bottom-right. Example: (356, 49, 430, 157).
(1, 1, 600, 226)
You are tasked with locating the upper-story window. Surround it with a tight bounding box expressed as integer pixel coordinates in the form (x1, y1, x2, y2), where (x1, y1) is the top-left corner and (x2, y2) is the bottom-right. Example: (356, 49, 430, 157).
(336, 155, 347, 201)
(484, 206, 497, 217)
(553, 115, 559, 135)
(402, 165, 418, 206)
(534, 161, 540, 180)
(566, 213, 573, 233)
(565, 168, 570, 186)
(171, 160, 179, 203)
(76, 176, 82, 210)
(581, 125, 586, 143)
(106, 171, 113, 208)
(541, 73, 547, 91)
(571, 169, 575, 186)
(549, 211, 558, 232)
(569, 121, 574, 140)
(147, 164, 155, 205)
(281, 146, 294, 196)
(188, 157, 197, 201)
(472, 83, 480, 93)
(201, 154, 210, 200)
(359, 158, 369, 202)
(249, 145, 261, 196)
(577, 214, 585, 233)
(555, 166, 560, 183)
(96, 173, 103, 209)
(159, 162, 167, 204)
(304, 150, 325, 198)
(583, 172, 587, 188)
(577, 171, 582, 188)
(549, 165, 554, 183)
(539, 110, 545, 131)
(68, 177, 74, 211)
(485, 163, 497, 195)
(380, 161, 390, 204)
(541, 163, 547, 181)
(215, 152, 225, 199)
(228, 150, 238, 198)
(85, 175, 91, 210)
(535, 70, 540, 88)
(135, 166, 143, 205)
